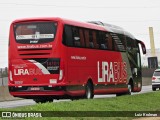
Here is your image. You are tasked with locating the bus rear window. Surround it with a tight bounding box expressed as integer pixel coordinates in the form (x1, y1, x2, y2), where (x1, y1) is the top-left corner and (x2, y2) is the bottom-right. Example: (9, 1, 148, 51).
(14, 22, 57, 44)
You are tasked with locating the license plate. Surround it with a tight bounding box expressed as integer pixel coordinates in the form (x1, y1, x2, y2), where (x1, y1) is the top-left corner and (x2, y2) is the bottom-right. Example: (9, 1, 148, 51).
(30, 87, 40, 91)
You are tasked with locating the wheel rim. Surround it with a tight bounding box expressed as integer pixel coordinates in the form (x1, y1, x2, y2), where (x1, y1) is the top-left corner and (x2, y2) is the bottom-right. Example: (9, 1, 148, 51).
(128, 84, 131, 93)
(86, 85, 91, 99)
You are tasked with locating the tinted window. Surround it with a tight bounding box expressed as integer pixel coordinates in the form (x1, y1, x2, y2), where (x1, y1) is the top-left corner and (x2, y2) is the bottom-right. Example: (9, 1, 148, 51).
(96, 31, 106, 49)
(14, 22, 57, 44)
(63, 25, 86, 48)
(63, 25, 73, 46)
(79, 29, 85, 47)
(89, 31, 94, 48)
(154, 71, 160, 76)
(72, 27, 81, 47)
(84, 29, 90, 48)
(126, 37, 137, 50)
(126, 36, 139, 68)
(63, 24, 126, 52)
(111, 33, 126, 51)
(107, 33, 113, 50)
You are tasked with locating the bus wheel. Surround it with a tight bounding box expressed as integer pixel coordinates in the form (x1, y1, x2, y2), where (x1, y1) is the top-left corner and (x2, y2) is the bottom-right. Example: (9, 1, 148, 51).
(116, 83, 132, 96)
(116, 93, 123, 96)
(33, 98, 53, 103)
(85, 82, 94, 99)
(152, 87, 156, 91)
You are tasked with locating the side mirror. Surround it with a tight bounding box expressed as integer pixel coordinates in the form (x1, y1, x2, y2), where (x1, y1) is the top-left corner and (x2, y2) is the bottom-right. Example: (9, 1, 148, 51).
(137, 40, 146, 54)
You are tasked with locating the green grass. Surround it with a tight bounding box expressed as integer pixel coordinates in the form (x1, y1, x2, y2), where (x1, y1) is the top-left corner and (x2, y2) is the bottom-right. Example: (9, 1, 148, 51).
(0, 92, 160, 120)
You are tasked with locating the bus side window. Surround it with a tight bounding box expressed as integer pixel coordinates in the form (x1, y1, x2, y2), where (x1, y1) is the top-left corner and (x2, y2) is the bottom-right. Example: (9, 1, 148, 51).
(96, 31, 100, 49)
(72, 27, 81, 47)
(111, 33, 118, 51)
(111, 33, 126, 52)
(93, 31, 99, 49)
(97, 31, 107, 50)
(103, 33, 109, 49)
(63, 25, 73, 46)
(126, 37, 138, 68)
(107, 33, 113, 50)
(89, 30, 94, 48)
(118, 34, 126, 51)
(79, 28, 85, 47)
(84, 29, 90, 48)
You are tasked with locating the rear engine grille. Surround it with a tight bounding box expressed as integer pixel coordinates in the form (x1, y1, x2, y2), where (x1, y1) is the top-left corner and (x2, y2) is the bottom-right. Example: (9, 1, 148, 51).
(18, 48, 51, 58)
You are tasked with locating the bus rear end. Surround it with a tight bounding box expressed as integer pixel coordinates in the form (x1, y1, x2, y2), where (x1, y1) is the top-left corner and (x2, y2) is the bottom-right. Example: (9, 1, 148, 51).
(8, 19, 66, 102)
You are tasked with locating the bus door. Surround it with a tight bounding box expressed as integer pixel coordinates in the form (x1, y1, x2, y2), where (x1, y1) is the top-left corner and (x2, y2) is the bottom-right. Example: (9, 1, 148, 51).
(126, 37, 142, 91)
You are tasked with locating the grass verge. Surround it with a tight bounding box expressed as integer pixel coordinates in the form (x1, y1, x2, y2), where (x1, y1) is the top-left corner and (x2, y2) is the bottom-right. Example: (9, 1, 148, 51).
(0, 92, 160, 120)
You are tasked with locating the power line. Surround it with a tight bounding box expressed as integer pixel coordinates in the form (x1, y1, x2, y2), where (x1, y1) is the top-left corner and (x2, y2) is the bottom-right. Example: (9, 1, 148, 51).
(1, 19, 160, 23)
(106, 20, 160, 23)
(0, 16, 160, 23)
(0, 2, 160, 9)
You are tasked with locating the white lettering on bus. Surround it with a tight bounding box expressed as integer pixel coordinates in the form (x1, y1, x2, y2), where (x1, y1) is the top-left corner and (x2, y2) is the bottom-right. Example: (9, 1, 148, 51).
(17, 44, 52, 49)
(98, 61, 127, 83)
(14, 68, 42, 75)
(71, 56, 86, 60)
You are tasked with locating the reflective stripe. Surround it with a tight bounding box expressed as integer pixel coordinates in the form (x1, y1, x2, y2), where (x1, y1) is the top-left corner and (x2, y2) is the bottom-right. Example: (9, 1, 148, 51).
(28, 60, 50, 74)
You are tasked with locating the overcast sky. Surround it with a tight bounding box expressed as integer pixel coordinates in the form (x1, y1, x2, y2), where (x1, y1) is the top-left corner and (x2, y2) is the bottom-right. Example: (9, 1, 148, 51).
(0, 0, 160, 67)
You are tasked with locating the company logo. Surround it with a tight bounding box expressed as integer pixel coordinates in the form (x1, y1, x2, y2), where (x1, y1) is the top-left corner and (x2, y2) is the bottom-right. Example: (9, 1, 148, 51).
(14, 68, 42, 75)
(97, 61, 127, 83)
(1, 112, 42, 118)
(30, 40, 38, 44)
(2, 112, 11, 118)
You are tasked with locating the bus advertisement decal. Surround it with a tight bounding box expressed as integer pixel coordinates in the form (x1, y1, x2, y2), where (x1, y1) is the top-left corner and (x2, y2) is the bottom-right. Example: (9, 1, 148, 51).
(97, 61, 127, 83)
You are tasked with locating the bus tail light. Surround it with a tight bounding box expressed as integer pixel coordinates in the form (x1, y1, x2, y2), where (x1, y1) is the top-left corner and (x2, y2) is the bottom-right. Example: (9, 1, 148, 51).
(59, 59, 65, 81)
(59, 70, 63, 80)
(152, 77, 156, 81)
(9, 71, 13, 81)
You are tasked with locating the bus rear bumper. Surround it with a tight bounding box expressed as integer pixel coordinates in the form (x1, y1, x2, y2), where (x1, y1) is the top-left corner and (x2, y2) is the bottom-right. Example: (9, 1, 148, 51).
(10, 91, 66, 97)
(9, 86, 67, 97)
(9, 85, 85, 98)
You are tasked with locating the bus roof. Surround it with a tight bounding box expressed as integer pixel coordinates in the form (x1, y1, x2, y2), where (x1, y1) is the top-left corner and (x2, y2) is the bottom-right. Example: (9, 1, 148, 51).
(12, 17, 135, 39)
(88, 21, 136, 39)
(12, 17, 106, 31)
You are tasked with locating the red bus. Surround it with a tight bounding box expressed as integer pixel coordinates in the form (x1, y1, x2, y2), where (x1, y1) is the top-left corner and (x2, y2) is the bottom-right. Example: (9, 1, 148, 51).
(8, 17, 146, 103)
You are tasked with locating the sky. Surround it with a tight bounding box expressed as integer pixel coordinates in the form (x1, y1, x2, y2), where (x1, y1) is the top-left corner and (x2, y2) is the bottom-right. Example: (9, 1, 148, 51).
(0, 0, 160, 67)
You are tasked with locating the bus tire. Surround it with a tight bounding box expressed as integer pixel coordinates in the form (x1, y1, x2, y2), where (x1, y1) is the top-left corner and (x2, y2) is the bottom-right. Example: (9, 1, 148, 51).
(116, 93, 123, 96)
(152, 87, 156, 91)
(116, 83, 132, 96)
(85, 82, 94, 99)
(33, 98, 53, 103)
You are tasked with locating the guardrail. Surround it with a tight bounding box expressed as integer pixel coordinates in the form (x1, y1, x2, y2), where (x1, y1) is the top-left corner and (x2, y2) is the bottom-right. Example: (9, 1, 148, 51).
(0, 77, 152, 102)
(0, 77, 21, 102)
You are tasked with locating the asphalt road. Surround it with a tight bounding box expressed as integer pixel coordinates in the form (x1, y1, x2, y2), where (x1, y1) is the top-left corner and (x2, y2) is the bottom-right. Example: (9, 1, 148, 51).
(0, 85, 153, 108)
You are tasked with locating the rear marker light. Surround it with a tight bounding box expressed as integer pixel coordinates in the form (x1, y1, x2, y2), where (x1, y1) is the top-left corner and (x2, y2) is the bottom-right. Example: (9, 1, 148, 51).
(10, 71, 13, 81)
(152, 77, 156, 81)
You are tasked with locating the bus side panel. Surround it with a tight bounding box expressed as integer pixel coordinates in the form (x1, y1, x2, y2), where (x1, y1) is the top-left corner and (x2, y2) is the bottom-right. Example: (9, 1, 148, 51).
(67, 48, 129, 95)
(114, 52, 132, 93)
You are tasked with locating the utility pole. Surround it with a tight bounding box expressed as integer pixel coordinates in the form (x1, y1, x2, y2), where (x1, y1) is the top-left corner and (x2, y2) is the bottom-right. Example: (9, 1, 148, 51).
(149, 27, 156, 57)
(148, 27, 158, 68)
